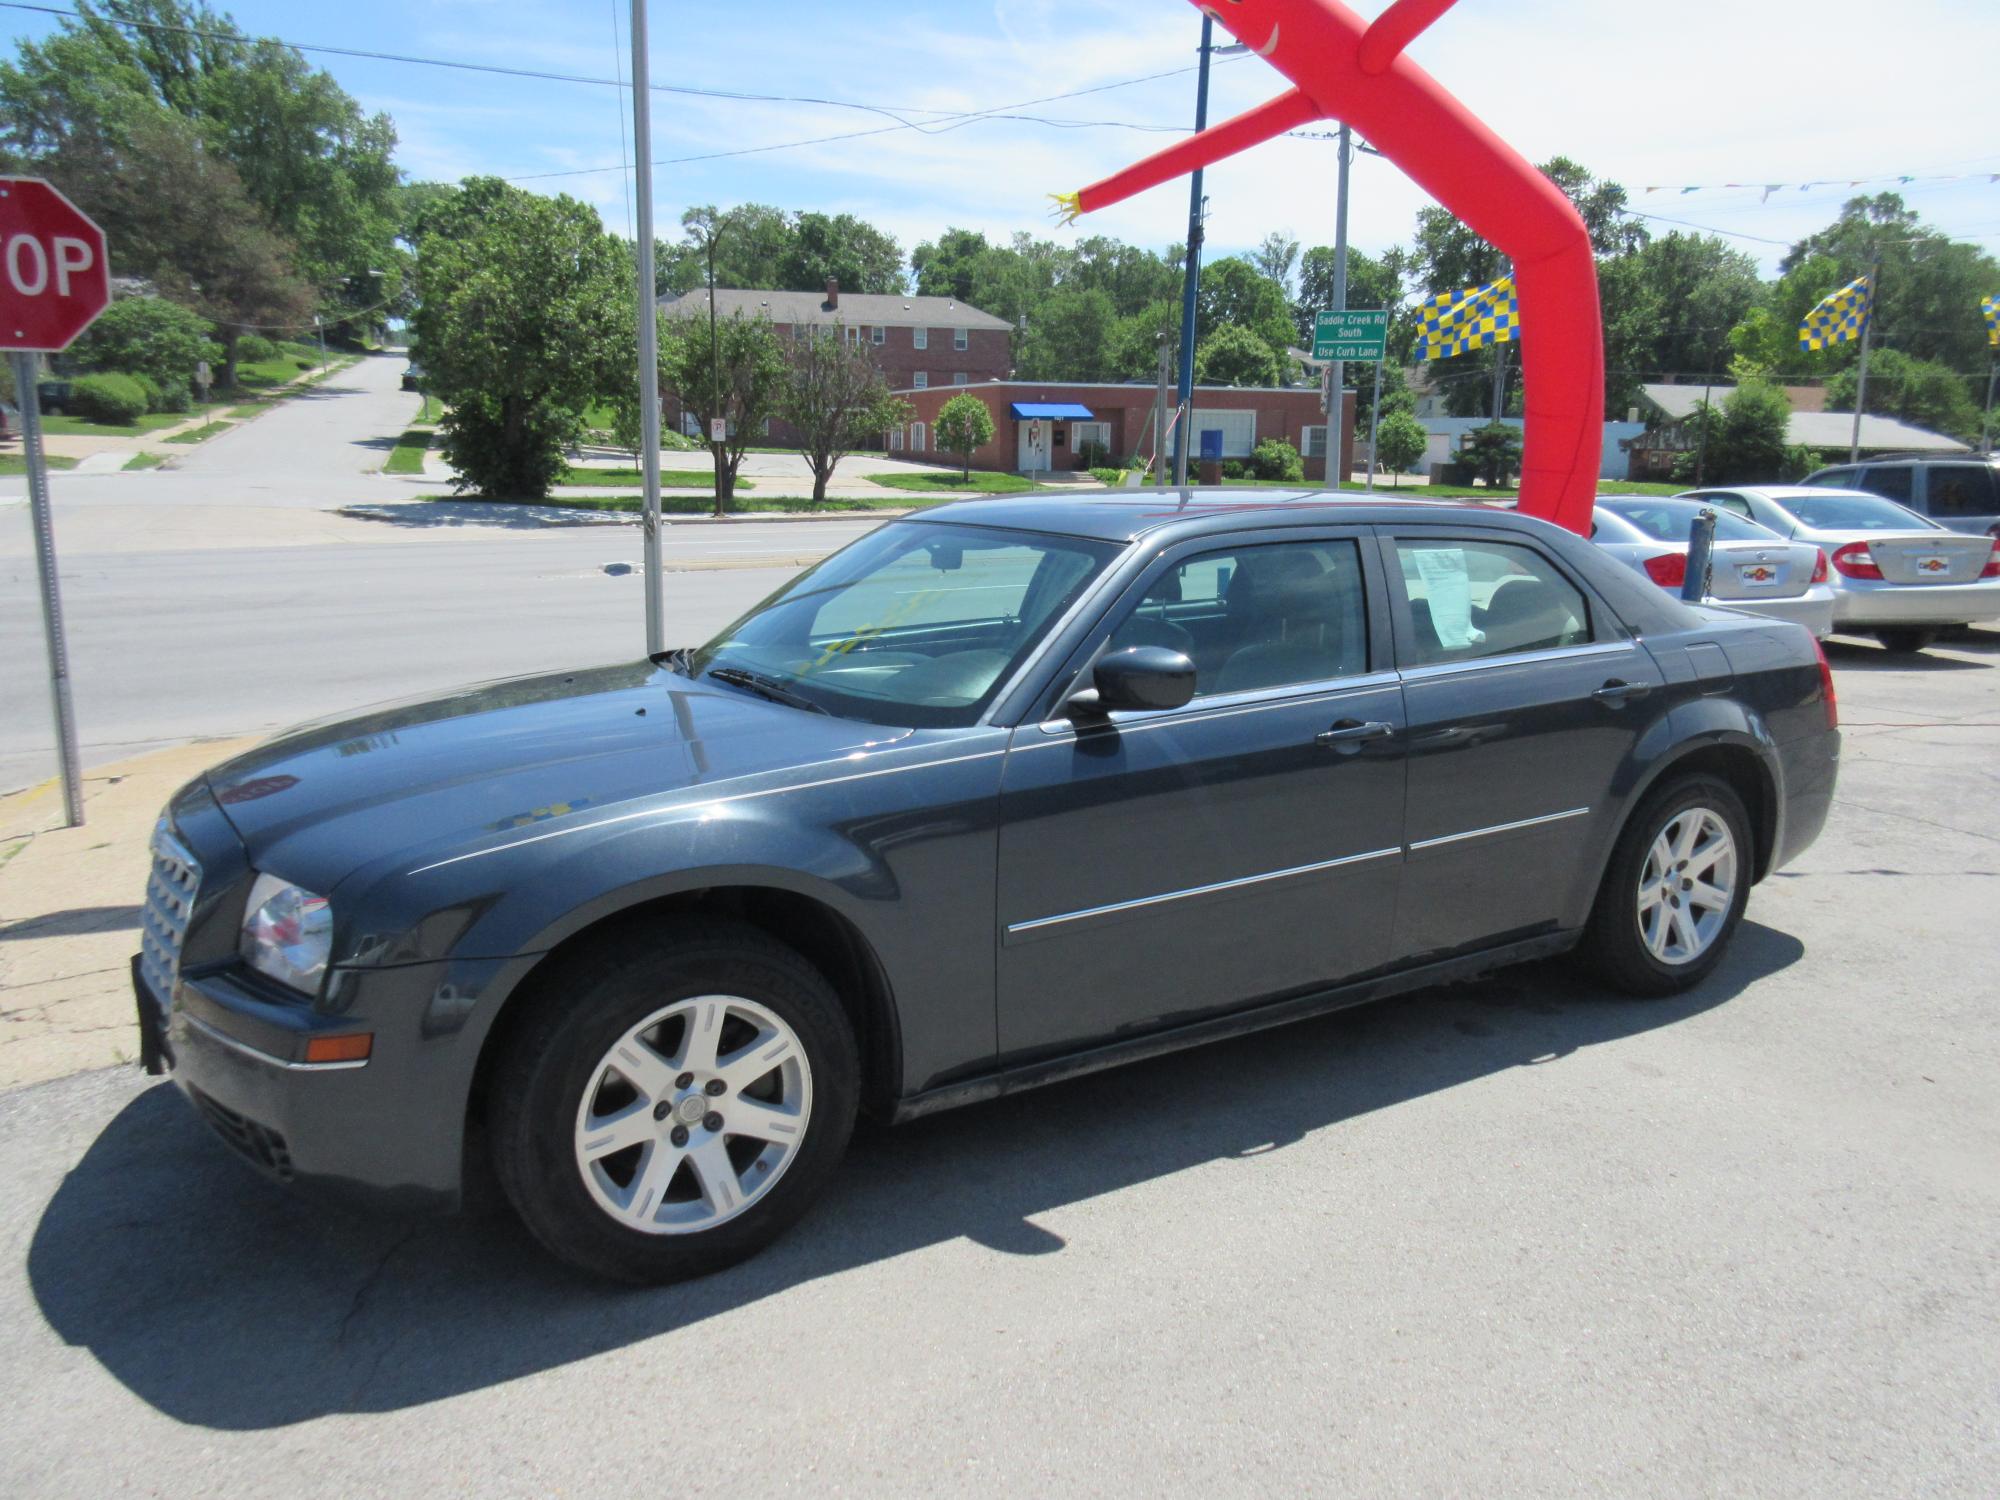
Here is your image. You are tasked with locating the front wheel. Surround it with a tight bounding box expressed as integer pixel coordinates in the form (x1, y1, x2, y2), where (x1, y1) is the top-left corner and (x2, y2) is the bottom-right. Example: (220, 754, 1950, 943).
(1580, 775, 1751, 997)
(488, 919, 858, 1283)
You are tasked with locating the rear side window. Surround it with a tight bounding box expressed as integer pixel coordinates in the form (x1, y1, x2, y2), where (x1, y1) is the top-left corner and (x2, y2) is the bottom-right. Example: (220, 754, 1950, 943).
(1805, 467, 1860, 490)
(1923, 465, 1999, 518)
(1858, 465, 1914, 503)
(1394, 538, 1590, 666)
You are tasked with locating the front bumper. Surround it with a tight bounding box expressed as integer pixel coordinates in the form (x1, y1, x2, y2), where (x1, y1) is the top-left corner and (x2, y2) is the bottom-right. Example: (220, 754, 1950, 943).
(1705, 585, 1836, 639)
(137, 953, 510, 1215)
(1830, 577, 2000, 628)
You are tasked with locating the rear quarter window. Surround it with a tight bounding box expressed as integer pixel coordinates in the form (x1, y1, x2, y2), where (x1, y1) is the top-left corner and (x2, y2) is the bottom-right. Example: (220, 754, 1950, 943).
(1922, 465, 2000, 518)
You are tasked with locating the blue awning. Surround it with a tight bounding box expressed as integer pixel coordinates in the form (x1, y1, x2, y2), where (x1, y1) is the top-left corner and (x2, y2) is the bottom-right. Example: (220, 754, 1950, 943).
(1010, 402, 1094, 420)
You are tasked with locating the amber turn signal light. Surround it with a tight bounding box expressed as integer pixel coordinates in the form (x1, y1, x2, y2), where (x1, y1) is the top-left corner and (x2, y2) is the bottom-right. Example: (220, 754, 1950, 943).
(303, 1033, 373, 1065)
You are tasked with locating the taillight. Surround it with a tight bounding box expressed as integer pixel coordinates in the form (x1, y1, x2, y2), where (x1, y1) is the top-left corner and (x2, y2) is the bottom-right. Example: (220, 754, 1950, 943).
(1981, 543, 2000, 579)
(1813, 637, 1838, 730)
(1811, 548, 1829, 584)
(1642, 552, 1688, 588)
(1830, 541, 1883, 580)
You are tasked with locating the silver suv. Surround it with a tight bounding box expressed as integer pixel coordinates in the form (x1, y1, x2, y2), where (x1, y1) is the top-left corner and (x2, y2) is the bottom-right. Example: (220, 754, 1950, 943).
(1801, 454, 2000, 538)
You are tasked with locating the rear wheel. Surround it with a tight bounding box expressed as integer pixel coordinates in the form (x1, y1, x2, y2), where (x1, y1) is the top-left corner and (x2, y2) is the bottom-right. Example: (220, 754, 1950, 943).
(1873, 627, 1938, 654)
(1581, 775, 1751, 997)
(489, 919, 858, 1283)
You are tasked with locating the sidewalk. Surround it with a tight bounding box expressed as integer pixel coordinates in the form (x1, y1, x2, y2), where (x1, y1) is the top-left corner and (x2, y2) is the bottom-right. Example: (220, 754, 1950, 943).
(0, 738, 256, 1089)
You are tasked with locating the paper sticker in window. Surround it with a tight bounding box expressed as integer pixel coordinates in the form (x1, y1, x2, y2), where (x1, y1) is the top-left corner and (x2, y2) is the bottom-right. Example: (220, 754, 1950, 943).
(1411, 548, 1481, 649)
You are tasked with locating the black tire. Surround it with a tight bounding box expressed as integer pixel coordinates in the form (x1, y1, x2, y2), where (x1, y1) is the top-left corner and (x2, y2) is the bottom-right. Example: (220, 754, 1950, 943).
(488, 917, 858, 1284)
(1580, 774, 1752, 997)
(1873, 627, 1938, 654)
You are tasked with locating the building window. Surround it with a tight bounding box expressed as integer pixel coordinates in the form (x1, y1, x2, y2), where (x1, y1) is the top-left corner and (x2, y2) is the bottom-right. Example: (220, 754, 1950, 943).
(913, 372, 928, 389)
(953, 327, 968, 351)
(952, 372, 969, 385)
(913, 327, 928, 350)
(1072, 420, 1111, 453)
(1301, 425, 1327, 459)
(870, 325, 884, 346)
(910, 422, 926, 452)
(1190, 408, 1257, 458)
(888, 426, 903, 452)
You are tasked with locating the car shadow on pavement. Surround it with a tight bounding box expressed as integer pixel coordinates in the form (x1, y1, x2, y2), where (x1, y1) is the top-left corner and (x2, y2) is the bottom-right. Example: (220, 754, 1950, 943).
(27, 923, 1801, 1430)
(1822, 639, 1990, 672)
(0, 904, 142, 941)
(337, 502, 623, 530)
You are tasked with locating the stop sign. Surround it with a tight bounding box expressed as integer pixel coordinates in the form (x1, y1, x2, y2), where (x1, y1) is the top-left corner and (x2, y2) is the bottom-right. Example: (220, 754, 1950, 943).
(0, 177, 110, 353)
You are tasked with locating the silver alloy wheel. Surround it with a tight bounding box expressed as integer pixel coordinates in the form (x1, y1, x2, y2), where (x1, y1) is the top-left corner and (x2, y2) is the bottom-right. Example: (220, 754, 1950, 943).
(573, 994, 812, 1235)
(1636, 806, 1738, 966)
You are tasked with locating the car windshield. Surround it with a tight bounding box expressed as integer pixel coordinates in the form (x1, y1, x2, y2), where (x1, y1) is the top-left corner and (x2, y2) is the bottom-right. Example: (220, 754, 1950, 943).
(1781, 492, 1937, 533)
(1599, 500, 1780, 544)
(686, 521, 1118, 727)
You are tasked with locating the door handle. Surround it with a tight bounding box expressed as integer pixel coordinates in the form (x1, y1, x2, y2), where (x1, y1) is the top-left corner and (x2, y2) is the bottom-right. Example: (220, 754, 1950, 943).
(1591, 679, 1653, 705)
(1315, 718, 1395, 751)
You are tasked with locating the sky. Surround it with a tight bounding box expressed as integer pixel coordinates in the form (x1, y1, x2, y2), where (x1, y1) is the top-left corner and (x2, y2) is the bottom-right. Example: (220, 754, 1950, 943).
(3, 0, 1997, 282)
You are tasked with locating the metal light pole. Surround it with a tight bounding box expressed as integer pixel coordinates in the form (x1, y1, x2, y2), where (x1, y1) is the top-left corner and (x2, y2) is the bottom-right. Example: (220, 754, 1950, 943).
(1848, 260, 1880, 465)
(1364, 355, 1383, 491)
(1983, 356, 1996, 456)
(1323, 123, 1352, 491)
(1152, 331, 1171, 483)
(629, 0, 665, 653)
(11, 353, 83, 826)
(1173, 15, 1217, 492)
(707, 230, 726, 516)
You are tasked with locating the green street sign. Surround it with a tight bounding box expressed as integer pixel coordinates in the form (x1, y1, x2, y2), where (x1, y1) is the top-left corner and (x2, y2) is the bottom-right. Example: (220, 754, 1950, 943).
(1312, 308, 1389, 361)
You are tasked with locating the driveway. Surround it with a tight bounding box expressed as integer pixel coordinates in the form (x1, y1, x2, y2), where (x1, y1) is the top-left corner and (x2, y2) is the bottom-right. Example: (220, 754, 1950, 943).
(1, 636, 1996, 1496)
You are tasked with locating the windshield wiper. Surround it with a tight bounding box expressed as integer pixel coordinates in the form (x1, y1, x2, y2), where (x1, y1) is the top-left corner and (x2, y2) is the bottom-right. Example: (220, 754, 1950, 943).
(705, 666, 829, 715)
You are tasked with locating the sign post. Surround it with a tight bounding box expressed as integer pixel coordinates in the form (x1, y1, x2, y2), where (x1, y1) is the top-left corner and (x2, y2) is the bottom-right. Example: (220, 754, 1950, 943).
(1312, 309, 1389, 491)
(3, 177, 112, 827)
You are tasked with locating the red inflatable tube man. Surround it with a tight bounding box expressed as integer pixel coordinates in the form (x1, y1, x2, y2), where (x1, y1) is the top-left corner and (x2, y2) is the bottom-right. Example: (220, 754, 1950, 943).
(1054, 0, 1603, 535)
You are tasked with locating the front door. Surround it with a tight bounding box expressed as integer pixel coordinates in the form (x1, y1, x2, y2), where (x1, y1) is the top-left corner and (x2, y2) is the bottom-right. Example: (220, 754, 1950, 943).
(1018, 418, 1050, 473)
(1382, 527, 1666, 961)
(995, 530, 1407, 1062)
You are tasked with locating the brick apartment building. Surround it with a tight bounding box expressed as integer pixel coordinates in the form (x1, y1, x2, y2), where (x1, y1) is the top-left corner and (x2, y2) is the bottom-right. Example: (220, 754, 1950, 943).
(657, 278, 1012, 441)
(892, 380, 1355, 482)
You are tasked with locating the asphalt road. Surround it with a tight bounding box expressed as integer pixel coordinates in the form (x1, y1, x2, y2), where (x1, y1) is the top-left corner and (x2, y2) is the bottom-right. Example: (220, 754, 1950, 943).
(1, 635, 1996, 1497)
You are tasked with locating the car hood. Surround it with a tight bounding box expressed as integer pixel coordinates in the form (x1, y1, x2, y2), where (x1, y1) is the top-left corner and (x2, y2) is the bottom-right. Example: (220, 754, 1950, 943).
(204, 660, 914, 876)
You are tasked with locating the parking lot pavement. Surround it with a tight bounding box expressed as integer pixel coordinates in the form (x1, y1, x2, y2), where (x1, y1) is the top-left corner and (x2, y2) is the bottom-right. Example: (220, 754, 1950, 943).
(2, 631, 1996, 1498)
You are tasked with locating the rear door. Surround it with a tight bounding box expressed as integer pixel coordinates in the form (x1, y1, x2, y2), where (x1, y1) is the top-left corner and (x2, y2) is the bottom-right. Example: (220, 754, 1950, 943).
(1382, 526, 1666, 962)
(994, 526, 1406, 1061)
(1917, 463, 2000, 535)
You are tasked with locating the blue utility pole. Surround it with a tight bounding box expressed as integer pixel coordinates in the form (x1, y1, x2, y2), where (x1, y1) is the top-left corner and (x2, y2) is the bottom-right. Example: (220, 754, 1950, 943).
(1172, 15, 1214, 489)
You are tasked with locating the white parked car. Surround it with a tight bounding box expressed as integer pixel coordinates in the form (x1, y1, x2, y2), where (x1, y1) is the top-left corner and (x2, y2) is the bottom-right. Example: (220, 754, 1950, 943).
(1679, 486, 2000, 653)
(1591, 497, 1835, 638)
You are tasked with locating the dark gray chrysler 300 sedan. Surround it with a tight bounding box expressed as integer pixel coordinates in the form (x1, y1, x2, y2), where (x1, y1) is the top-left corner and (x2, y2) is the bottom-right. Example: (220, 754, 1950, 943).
(135, 496, 1839, 1281)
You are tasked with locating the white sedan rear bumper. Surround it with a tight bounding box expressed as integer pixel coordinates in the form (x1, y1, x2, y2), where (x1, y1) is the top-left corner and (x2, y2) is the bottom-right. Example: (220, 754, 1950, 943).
(1703, 585, 1837, 638)
(1832, 577, 2000, 628)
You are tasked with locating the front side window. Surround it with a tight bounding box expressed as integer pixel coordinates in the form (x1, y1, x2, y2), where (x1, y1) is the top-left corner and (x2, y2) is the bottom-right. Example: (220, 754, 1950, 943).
(1105, 539, 1369, 699)
(913, 326, 928, 350)
(689, 522, 1116, 728)
(1923, 464, 1999, 517)
(1858, 465, 1914, 503)
(1393, 538, 1590, 665)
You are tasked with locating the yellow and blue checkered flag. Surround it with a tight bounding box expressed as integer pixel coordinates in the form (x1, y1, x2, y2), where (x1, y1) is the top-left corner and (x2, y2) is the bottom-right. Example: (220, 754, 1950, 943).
(1416, 275, 1518, 361)
(1798, 275, 1873, 351)
(1984, 293, 1998, 349)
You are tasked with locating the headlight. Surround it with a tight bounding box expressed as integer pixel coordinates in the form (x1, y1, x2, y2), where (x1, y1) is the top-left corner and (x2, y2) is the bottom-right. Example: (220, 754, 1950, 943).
(239, 873, 333, 994)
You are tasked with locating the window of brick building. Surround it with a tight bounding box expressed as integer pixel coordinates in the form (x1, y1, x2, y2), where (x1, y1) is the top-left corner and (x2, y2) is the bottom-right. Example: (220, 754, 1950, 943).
(953, 372, 969, 385)
(870, 326, 884, 346)
(953, 327, 968, 350)
(913, 327, 928, 350)
(913, 372, 928, 389)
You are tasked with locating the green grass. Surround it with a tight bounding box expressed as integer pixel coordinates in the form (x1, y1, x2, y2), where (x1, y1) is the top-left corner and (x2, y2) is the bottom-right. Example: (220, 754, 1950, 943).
(559, 466, 753, 490)
(414, 394, 442, 424)
(223, 341, 322, 392)
(383, 427, 432, 475)
(866, 470, 1043, 494)
(39, 411, 185, 438)
(0, 453, 79, 473)
(122, 452, 164, 471)
(164, 421, 232, 444)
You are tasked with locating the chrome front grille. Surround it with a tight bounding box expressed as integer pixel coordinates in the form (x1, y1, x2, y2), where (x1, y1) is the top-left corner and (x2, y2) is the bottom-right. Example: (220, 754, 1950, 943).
(139, 819, 201, 1009)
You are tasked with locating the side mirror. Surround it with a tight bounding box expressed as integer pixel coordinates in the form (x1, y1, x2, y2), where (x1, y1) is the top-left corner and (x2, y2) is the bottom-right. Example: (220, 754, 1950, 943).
(1069, 645, 1197, 716)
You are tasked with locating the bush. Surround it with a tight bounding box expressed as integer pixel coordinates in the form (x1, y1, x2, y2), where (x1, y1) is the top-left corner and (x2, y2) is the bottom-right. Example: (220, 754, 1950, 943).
(294, 357, 315, 370)
(67, 296, 219, 399)
(440, 396, 585, 499)
(234, 333, 277, 362)
(154, 379, 192, 413)
(129, 373, 163, 412)
(1249, 437, 1305, 482)
(1459, 422, 1523, 488)
(1090, 466, 1126, 485)
(1219, 458, 1250, 480)
(67, 372, 149, 424)
(1077, 438, 1112, 469)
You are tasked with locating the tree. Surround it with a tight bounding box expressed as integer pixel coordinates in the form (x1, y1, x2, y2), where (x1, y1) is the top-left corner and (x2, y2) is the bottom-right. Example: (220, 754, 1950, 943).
(412, 178, 628, 500)
(1251, 231, 1300, 294)
(1197, 257, 1294, 354)
(781, 326, 913, 503)
(1460, 422, 1523, 488)
(1597, 232, 1762, 413)
(1373, 410, 1429, 477)
(935, 393, 996, 480)
(1295, 245, 1410, 348)
(1686, 381, 1792, 484)
(1018, 287, 1117, 381)
(911, 227, 992, 302)
(1826, 348, 1981, 442)
(660, 310, 787, 513)
(778, 212, 905, 295)
(67, 295, 219, 407)
(1194, 324, 1284, 387)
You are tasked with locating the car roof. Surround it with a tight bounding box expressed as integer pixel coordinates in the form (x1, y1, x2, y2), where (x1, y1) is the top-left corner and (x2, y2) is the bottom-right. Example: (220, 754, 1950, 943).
(1685, 485, 1881, 502)
(912, 491, 1528, 544)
